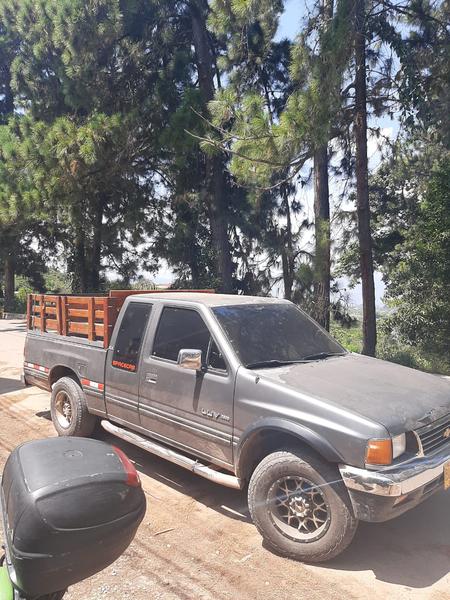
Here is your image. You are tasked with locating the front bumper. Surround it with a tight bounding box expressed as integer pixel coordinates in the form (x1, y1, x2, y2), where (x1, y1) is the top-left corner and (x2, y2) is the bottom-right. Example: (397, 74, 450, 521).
(339, 445, 449, 522)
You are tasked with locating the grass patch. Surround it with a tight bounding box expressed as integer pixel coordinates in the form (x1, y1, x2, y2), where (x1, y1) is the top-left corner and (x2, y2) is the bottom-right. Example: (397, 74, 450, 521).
(330, 320, 362, 353)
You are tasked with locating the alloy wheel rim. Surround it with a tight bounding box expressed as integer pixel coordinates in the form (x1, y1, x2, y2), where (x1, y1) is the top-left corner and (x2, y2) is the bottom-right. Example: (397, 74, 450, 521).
(268, 475, 330, 542)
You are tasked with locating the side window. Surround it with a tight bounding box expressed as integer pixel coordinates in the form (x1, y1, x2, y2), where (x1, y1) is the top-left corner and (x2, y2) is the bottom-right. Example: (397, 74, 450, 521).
(112, 303, 152, 372)
(153, 307, 210, 362)
(208, 339, 227, 371)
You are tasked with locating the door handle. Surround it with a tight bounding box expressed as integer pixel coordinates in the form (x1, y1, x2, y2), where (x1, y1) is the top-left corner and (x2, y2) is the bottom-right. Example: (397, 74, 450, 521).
(145, 372, 158, 384)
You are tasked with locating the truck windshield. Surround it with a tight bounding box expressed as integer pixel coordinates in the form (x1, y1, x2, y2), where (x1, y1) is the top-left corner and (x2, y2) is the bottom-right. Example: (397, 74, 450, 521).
(212, 303, 346, 368)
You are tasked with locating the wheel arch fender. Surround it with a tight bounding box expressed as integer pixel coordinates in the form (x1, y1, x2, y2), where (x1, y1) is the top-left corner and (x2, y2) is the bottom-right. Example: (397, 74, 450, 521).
(49, 365, 81, 389)
(235, 418, 344, 481)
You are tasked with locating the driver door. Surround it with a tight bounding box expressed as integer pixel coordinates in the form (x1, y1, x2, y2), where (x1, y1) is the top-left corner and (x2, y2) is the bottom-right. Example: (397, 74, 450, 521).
(138, 306, 234, 467)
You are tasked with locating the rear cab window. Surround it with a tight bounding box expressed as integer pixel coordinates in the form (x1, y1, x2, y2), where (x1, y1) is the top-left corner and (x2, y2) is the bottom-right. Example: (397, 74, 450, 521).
(152, 306, 227, 372)
(112, 302, 152, 372)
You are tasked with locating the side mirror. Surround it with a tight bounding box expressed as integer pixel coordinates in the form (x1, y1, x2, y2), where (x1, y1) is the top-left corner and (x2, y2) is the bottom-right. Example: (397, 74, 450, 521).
(177, 348, 202, 371)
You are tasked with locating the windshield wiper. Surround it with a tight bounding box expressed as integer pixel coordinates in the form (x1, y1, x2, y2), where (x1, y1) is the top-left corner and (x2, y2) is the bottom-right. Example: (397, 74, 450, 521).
(245, 359, 307, 369)
(301, 351, 346, 361)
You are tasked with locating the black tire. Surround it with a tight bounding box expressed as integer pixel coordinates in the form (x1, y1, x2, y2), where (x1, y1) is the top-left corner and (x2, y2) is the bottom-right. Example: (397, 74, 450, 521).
(248, 448, 358, 562)
(50, 376, 96, 437)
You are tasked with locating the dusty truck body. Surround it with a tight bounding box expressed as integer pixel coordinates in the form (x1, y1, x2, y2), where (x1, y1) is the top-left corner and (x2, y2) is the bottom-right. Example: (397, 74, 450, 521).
(23, 291, 450, 562)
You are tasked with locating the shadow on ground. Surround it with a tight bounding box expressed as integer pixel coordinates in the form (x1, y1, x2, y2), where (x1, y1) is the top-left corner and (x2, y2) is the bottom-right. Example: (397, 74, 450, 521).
(322, 489, 450, 588)
(0, 324, 27, 333)
(0, 377, 25, 395)
(36, 410, 52, 421)
(93, 426, 449, 589)
(96, 428, 251, 524)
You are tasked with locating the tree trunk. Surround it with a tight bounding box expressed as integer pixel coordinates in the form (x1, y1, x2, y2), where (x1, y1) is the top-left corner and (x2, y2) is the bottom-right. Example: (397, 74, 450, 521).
(188, 236, 201, 287)
(71, 226, 88, 293)
(354, 0, 377, 355)
(312, 0, 334, 330)
(209, 160, 234, 291)
(88, 195, 105, 292)
(313, 147, 331, 330)
(281, 248, 293, 301)
(190, 1, 233, 292)
(281, 187, 294, 301)
(3, 254, 15, 312)
(189, 258, 200, 288)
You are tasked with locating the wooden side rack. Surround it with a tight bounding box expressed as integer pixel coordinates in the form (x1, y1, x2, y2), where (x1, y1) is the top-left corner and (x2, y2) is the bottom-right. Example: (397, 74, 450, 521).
(27, 289, 214, 348)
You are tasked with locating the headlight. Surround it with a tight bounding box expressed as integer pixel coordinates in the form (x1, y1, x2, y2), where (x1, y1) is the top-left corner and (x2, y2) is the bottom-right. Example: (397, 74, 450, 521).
(366, 433, 407, 466)
(392, 433, 406, 459)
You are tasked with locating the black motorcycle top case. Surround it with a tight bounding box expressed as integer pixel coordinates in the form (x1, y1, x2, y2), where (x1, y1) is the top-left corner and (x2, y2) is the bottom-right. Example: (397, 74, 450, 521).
(0, 437, 146, 597)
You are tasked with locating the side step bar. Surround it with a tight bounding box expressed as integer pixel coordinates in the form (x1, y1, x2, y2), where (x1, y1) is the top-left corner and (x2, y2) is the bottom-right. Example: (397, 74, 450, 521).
(101, 420, 242, 490)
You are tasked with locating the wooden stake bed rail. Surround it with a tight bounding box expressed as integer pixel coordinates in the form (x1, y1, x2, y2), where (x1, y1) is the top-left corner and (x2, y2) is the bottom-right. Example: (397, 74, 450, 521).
(27, 289, 214, 349)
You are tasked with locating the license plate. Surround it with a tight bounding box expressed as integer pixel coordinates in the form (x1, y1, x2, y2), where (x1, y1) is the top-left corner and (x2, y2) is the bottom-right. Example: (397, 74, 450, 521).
(445, 461, 450, 490)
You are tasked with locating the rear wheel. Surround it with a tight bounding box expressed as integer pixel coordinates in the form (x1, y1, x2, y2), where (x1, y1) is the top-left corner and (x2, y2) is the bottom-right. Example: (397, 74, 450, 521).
(51, 377, 96, 437)
(248, 448, 358, 562)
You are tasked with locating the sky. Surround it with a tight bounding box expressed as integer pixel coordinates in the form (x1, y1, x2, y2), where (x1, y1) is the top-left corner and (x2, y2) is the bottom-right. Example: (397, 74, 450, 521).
(153, 0, 395, 308)
(277, 0, 306, 40)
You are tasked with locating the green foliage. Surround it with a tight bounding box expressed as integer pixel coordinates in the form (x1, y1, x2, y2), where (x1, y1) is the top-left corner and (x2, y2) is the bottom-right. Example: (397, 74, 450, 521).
(0, 274, 30, 313)
(382, 156, 450, 366)
(14, 275, 33, 312)
(338, 146, 450, 374)
(331, 317, 449, 376)
(397, 0, 450, 147)
(330, 319, 362, 353)
(377, 332, 449, 376)
(44, 270, 72, 294)
(4, 0, 123, 117)
(207, 0, 355, 186)
(0, 0, 193, 292)
(210, 0, 282, 72)
(131, 278, 157, 291)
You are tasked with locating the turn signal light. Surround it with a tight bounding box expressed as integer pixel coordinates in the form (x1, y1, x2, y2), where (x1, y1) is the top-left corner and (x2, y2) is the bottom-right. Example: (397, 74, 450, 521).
(365, 439, 393, 466)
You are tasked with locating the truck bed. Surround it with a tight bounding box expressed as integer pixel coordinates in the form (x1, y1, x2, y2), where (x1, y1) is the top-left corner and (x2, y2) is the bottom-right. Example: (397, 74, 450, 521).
(24, 330, 108, 414)
(27, 289, 213, 348)
(27, 291, 138, 348)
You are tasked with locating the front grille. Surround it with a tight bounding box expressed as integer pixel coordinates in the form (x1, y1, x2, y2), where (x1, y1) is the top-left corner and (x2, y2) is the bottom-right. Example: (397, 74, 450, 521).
(416, 413, 450, 455)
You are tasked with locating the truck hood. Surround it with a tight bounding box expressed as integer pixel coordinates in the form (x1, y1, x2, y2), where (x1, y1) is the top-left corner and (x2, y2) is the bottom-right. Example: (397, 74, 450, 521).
(255, 353, 450, 435)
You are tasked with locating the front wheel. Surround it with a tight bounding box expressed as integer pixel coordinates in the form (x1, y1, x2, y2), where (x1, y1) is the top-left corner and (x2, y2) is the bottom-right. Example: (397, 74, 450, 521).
(248, 448, 358, 562)
(51, 377, 96, 437)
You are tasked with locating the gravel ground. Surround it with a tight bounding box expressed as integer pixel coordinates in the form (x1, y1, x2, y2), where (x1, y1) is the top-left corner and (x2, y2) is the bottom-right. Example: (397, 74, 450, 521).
(0, 319, 449, 600)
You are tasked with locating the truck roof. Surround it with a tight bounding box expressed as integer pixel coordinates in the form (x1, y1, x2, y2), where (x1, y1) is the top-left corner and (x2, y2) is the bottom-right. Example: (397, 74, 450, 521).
(134, 292, 289, 307)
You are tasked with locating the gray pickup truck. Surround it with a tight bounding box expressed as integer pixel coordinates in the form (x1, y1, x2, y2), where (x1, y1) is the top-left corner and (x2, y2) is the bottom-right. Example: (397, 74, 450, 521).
(24, 292, 450, 562)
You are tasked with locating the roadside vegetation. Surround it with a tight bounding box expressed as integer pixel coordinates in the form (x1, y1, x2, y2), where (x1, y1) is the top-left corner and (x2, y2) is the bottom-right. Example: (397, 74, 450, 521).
(331, 317, 449, 376)
(0, 0, 448, 374)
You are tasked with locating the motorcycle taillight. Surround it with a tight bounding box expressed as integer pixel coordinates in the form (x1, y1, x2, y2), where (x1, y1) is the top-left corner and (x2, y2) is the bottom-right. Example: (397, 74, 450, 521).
(112, 446, 141, 488)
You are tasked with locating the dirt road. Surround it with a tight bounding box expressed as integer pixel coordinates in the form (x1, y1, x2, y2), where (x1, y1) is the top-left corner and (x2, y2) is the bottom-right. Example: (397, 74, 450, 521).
(0, 319, 448, 600)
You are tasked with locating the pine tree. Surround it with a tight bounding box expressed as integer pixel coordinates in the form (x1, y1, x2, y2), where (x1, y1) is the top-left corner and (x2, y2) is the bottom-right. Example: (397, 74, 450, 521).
(0, 0, 180, 291)
(208, 0, 351, 321)
(0, 14, 23, 310)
